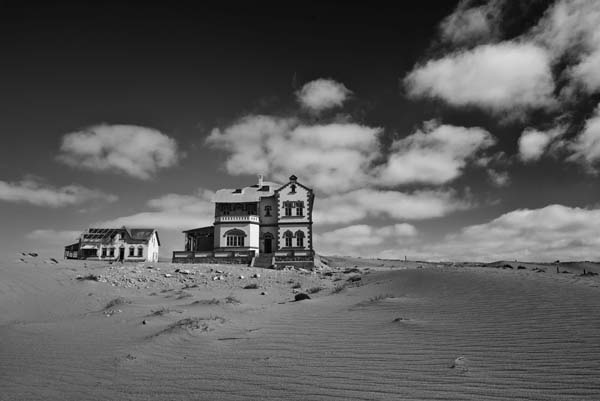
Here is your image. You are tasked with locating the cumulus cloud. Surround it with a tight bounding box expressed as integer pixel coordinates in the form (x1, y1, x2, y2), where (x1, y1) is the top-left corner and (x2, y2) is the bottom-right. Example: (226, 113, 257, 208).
(439, 0, 505, 45)
(296, 78, 352, 112)
(313, 188, 470, 225)
(531, 0, 600, 94)
(0, 178, 117, 207)
(316, 223, 417, 256)
(99, 189, 214, 230)
(376, 121, 495, 186)
(428, 204, 600, 262)
(518, 126, 565, 162)
(568, 105, 600, 168)
(207, 115, 381, 194)
(405, 42, 556, 115)
(58, 124, 180, 180)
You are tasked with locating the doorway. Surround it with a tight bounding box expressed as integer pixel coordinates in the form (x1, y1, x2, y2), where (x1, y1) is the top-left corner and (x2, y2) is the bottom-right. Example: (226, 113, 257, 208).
(264, 238, 272, 253)
(119, 247, 125, 261)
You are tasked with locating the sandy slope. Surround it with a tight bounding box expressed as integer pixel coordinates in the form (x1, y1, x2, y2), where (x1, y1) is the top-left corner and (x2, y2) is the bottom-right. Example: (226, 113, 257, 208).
(1, 255, 599, 400)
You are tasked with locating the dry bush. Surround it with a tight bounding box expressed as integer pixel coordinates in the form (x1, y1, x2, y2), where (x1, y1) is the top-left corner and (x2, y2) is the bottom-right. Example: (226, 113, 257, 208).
(243, 283, 259, 289)
(369, 294, 395, 303)
(105, 297, 130, 309)
(191, 298, 220, 305)
(307, 286, 322, 294)
(331, 284, 345, 294)
(225, 295, 241, 304)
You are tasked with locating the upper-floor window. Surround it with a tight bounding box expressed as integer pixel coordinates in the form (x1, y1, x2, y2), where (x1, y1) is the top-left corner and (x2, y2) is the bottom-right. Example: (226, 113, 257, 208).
(285, 205, 292, 216)
(296, 206, 303, 216)
(290, 184, 296, 193)
(264, 205, 272, 216)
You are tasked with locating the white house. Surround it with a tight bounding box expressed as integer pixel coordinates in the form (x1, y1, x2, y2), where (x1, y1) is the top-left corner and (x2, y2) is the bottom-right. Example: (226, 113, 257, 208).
(64, 227, 160, 262)
(177, 175, 315, 267)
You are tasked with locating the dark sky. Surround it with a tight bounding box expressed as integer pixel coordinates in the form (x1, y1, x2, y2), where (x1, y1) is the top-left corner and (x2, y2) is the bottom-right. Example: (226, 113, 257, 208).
(2, 1, 599, 261)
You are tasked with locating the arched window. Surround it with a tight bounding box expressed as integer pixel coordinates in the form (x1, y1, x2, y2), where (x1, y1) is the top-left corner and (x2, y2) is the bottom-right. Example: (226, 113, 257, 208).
(295, 230, 305, 247)
(283, 230, 293, 247)
(128, 246, 135, 257)
(224, 229, 246, 247)
(137, 246, 144, 257)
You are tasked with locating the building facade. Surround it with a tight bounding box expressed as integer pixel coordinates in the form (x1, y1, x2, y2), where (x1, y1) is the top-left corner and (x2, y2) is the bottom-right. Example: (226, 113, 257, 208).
(176, 175, 314, 266)
(64, 227, 160, 262)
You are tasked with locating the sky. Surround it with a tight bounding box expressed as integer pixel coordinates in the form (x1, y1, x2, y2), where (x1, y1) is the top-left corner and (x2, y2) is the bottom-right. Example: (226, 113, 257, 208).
(2, 0, 600, 262)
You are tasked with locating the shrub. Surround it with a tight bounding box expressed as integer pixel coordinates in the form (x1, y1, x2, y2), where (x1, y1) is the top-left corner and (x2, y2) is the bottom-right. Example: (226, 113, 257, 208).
(331, 284, 345, 294)
(243, 283, 259, 289)
(307, 286, 322, 294)
(224, 295, 241, 304)
(105, 297, 130, 309)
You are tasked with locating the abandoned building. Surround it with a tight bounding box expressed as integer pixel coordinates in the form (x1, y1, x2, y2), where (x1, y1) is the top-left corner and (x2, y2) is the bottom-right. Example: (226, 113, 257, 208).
(64, 227, 160, 262)
(173, 175, 315, 268)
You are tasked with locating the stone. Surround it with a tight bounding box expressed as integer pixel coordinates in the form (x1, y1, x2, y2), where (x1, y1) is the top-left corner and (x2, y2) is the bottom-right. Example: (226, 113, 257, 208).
(164, 273, 173, 278)
(260, 291, 267, 295)
(142, 320, 147, 325)
(238, 275, 245, 279)
(294, 293, 311, 301)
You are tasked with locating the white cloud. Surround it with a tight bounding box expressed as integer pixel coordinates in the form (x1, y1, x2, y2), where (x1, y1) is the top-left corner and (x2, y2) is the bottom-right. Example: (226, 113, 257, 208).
(427, 204, 600, 262)
(26, 229, 82, 245)
(316, 223, 417, 256)
(376, 121, 495, 186)
(58, 124, 180, 180)
(313, 188, 470, 225)
(207, 115, 382, 194)
(404, 42, 556, 115)
(0, 178, 117, 207)
(518, 126, 565, 162)
(487, 169, 510, 187)
(98, 189, 214, 230)
(296, 78, 352, 112)
(439, 0, 505, 45)
(568, 105, 600, 168)
(531, 0, 600, 94)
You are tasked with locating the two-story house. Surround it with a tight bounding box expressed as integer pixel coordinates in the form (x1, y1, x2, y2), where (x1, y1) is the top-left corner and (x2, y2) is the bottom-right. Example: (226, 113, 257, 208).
(175, 175, 314, 267)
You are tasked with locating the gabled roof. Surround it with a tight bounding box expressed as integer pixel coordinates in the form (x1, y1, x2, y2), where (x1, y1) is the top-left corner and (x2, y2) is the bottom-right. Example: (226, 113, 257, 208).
(80, 227, 160, 246)
(213, 181, 280, 203)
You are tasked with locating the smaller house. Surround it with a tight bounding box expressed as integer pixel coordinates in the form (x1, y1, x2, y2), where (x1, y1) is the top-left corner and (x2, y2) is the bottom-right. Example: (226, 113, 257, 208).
(64, 227, 160, 262)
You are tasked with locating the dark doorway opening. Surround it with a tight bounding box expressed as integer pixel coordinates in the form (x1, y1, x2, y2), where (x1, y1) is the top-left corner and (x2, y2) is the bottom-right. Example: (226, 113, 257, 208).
(264, 238, 272, 253)
(119, 247, 125, 261)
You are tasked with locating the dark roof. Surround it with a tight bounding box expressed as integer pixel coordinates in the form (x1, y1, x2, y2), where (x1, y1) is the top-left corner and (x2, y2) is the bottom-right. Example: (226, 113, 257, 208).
(183, 226, 214, 234)
(79, 227, 159, 246)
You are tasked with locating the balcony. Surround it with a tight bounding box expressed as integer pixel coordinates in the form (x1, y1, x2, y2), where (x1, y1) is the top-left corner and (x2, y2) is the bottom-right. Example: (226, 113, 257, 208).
(214, 215, 260, 224)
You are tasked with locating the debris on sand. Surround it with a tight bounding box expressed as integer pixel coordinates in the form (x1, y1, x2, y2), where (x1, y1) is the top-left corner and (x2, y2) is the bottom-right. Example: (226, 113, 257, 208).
(164, 273, 173, 278)
(449, 356, 468, 372)
(517, 265, 527, 270)
(28, 252, 39, 257)
(76, 274, 100, 281)
(243, 283, 259, 289)
(294, 293, 311, 301)
(49, 258, 59, 264)
(105, 297, 131, 309)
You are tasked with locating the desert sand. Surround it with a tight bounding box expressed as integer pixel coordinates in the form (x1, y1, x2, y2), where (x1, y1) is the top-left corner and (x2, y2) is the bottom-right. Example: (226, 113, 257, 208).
(1, 254, 600, 400)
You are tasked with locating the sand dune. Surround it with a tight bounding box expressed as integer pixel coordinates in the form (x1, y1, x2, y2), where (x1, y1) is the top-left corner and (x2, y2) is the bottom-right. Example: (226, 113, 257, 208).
(1, 256, 599, 400)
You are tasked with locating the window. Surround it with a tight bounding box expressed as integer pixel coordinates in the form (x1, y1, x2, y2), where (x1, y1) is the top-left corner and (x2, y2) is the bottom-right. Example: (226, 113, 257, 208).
(129, 246, 135, 257)
(296, 206, 303, 216)
(227, 235, 244, 247)
(285, 205, 292, 216)
(224, 229, 246, 247)
(101, 247, 107, 257)
(283, 230, 293, 247)
(290, 184, 296, 193)
(264, 205, 272, 216)
(296, 231, 305, 247)
(137, 246, 143, 257)
(109, 247, 115, 257)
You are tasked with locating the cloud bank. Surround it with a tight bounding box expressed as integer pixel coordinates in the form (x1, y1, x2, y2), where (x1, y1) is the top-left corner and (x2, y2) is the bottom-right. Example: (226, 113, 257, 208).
(0, 178, 117, 207)
(58, 124, 180, 180)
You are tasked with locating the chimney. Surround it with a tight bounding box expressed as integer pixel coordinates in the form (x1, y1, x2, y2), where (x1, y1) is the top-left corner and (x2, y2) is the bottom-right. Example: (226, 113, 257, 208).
(258, 175, 264, 186)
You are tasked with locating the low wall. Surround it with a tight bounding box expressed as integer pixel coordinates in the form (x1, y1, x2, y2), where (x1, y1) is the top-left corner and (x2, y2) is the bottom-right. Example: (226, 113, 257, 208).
(172, 250, 255, 265)
(273, 250, 315, 270)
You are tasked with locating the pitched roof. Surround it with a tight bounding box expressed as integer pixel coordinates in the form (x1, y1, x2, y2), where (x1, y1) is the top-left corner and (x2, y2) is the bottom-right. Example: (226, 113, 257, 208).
(80, 227, 159, 245)
(213, 181, 280, 203)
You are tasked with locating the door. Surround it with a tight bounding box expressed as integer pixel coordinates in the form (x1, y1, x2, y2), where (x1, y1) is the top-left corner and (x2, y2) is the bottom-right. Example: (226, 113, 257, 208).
(119, 247, 125, 261)
(264, 238, 272, 253)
